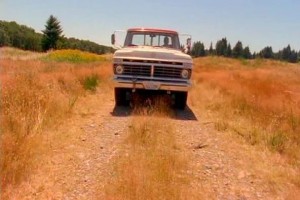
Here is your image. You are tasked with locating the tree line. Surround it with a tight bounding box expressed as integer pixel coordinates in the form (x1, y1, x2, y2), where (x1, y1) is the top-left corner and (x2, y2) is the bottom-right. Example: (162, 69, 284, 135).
(0, 18, 113, 54)
(1, 16, 299, 63)
(191, 38, 300, 63)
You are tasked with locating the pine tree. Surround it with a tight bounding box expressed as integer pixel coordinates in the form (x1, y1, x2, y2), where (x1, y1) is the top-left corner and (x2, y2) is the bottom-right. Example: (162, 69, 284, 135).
(215, 38, 227, 56)
(41, 15, 63, 51)
(209, 42, 214, 55)
(226, 43, 232, 57)
(243, 46, 252, 59)
(191, 41, 205, 57)
(253, 52, 257, 59)
(281, 45, 292, 61)
(232, 41, 243, 58)
(289, 50, 298, 63)
(259, 46, 273, 59)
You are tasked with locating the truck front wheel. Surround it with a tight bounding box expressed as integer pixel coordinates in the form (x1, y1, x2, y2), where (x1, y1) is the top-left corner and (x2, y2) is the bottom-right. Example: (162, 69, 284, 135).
(114, 88, 129, 106)
(174, 92, 187, 110)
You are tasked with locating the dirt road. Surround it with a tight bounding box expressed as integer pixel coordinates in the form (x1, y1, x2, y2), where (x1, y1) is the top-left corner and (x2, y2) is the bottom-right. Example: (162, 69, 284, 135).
(11, 87, 299, 200)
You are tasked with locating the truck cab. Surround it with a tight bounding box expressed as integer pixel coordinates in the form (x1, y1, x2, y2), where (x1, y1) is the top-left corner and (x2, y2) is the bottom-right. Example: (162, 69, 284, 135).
(111, 28, 193, 109)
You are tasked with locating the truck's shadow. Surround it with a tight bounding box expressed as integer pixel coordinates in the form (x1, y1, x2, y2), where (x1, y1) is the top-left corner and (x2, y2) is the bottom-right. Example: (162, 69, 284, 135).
(111, 105, 197, 121)
(173, 106, 198, 121)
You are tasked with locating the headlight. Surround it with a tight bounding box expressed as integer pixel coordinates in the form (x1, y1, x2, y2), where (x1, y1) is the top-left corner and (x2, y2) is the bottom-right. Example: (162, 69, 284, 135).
(115, 65, 124, 74)
(181, 69, 190, 79)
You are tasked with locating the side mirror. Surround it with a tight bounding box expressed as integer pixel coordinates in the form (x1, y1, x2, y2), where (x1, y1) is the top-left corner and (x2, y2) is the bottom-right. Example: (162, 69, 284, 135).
(184, 38, 191, 54)
(186, 38, 191, 49)
(111, 34, 115, 45)
(179, 34, 192, 54)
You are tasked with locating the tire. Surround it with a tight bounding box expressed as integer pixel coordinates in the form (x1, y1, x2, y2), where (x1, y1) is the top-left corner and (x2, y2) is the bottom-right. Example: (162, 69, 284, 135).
(174, 92, 187, 110)
(114, 88, 129, 106)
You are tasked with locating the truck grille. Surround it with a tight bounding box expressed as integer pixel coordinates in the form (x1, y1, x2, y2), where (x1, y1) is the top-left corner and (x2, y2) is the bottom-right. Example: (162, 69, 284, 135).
(123, 65, 151, 76)
(121, 59, 184, 79)
(154, 66, 182, 78)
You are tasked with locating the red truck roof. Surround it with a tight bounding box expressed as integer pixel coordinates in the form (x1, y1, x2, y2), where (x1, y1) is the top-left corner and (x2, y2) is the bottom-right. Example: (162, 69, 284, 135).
(127, 28, 178, 35)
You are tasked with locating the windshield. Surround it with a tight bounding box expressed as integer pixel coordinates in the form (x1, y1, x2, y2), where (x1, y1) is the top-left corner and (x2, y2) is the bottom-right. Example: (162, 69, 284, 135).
(124, 31, 181, 49)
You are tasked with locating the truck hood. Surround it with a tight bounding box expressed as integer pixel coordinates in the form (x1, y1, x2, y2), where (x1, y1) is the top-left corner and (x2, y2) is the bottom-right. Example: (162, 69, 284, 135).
(114, 47, 192, 64)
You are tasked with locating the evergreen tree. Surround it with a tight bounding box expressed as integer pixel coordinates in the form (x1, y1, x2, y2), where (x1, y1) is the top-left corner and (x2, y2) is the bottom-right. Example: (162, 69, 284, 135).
(281, 45, 292, 61)
(215, 40, 222, 56)
(41, 15, 63, 51)
(252, 52, 257, 59)
(259, 46, 273, 59)
(209, 42, 214, 55)
(226, 43, 232, 57)
(232, 41, 243, 58)
(243, 46, 252, 59)
(289, 50, 298, 63)
(191, 41, 206, 57)
(215, 38, 227, 56)
(275, 50, 282, 60)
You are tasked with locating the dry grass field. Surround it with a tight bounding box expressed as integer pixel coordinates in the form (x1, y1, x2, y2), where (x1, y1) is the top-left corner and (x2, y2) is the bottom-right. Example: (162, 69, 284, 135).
(189, 57, 300, 194)
(190, 57, 300, 161)
(1, 47, 299, 199)
(0, 48, 112, 197)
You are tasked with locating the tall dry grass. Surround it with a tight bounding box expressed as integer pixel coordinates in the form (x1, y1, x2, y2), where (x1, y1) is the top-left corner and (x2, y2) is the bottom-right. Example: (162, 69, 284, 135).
(190, 56, 300, 182)
(104, 116, 195, 200)
(131, 94, 174, 117)
(0, 47, 44, 60)
(0, 48, 112, 195)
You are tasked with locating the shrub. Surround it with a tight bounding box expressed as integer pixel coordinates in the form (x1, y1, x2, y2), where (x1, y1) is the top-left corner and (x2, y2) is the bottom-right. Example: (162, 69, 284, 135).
(81, 74, 99, 91)
(268, 132, 288, 153)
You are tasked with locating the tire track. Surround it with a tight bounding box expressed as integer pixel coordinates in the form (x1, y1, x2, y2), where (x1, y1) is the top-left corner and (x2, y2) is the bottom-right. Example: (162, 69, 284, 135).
(172, 106, 297, 200)
(13, 91, 132, 199)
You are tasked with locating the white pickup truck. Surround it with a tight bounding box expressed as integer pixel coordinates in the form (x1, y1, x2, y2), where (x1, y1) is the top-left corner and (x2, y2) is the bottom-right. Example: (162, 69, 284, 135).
(111, 28, 193, 109)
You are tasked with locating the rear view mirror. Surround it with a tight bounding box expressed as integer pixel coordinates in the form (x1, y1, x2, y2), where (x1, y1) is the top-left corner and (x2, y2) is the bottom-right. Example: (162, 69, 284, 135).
(111, 34, 115, 45)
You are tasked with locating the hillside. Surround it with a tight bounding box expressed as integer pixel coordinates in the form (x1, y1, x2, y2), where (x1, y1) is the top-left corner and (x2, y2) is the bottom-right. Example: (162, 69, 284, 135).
(0, 20, 114, 54)
(1, 48, 299, 199)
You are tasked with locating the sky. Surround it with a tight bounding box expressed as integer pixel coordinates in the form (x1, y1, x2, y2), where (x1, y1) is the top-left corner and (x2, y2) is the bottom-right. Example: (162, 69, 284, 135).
(1, 0, 299, 52)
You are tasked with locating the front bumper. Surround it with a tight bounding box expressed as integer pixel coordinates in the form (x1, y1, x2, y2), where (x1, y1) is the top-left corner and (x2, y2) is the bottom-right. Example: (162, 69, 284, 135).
(114, 77, 191, 92)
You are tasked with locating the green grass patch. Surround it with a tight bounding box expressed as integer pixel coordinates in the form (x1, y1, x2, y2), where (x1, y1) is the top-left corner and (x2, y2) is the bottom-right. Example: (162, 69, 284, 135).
(81, 74, 100, 91)
(268, 131, 288, 153)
